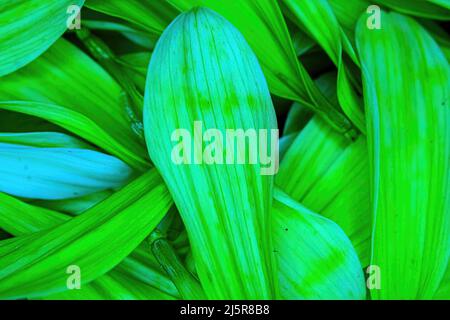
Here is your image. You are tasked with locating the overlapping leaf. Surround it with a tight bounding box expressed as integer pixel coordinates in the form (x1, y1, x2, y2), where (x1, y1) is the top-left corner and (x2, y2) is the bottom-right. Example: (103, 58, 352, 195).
(0, 170, 172, 299)
(0, 39, 148, 170)
(0, 143, 132, 200)
(273, 189, 366, 299)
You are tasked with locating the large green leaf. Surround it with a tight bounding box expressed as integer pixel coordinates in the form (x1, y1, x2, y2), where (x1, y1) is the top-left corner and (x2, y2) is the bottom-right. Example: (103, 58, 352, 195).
(0, 38, 148, 170)
(0, 169, 172, 299)
(0, 143, 132, 200)
(0, 0, 84, 76)
(273, 189, 366, 299)
(357, 11, 450, 299)
(144, 8, 277, 299)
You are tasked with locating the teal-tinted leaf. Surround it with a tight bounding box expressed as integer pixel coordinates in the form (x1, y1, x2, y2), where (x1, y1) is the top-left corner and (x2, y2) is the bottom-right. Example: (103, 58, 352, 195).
(0, 169, 172, 299)
(144, 8, 277, 299)
(0, 0, 84, 76)
(0, 38, 148, 170)
(357, 11, 450, 299)
(0, 143, 132, 200)
(274, 189, 366, 299)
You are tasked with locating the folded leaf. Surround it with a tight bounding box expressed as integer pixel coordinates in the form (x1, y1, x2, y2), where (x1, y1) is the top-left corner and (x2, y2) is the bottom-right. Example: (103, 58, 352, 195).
(357, 11, 450, 299)
(273, 189, 366, 299)
(144, 8, 277, 299)
(0, 0, 84, 76)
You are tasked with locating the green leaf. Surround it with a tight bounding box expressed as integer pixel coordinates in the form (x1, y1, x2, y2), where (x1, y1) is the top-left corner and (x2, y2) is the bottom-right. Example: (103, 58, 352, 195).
(144, 8, 277, 299)
(0, 191, 180, 300)
(0, 38, 148, 170)
(85, 0, 180, 34)
(376, 0, 450, 20)
(357, 11, 450, 299)
(277, 116, 371, 266)
(169, 1, 355, 135)
(32, 190, 113, 215)
(273, 189, 366, 299)
(328, 0, 370, 49)
(0, 132, 92, 149)
(0, 169, 172, 299)
(435, 263, 450, 299)
(0, 0, 84, 76)
(283, 0, 366, 133)
(0, 101, 146, 171)
(43, 271, 176, 300)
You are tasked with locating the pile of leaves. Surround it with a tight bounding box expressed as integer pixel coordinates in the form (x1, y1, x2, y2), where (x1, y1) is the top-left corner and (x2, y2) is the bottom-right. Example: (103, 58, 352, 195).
(0, 0, 449, 300)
